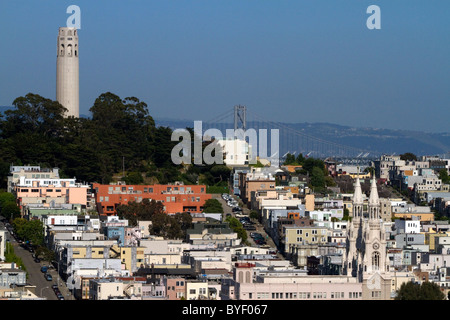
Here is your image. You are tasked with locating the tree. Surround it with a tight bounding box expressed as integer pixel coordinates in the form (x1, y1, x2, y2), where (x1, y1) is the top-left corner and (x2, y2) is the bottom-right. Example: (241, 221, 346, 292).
(225, 216, 247, 243)
(283, 153, 297, 165)
(0, 192, 15, 207)
(395, 281, 445, 300)
(249, 210, 259, 220)
(325, 175, 336, 187)
(123, 172, 144, 185)
(202, 199, 224, 213)
(149, 212, 175, 238)
(1, 202, 21, 220)
(400, 153, 417, 161)
(11, 218, 44, 245)
(209, 165, 231, 185)
(438, 169, 450, 184)
(310, 166, 325, 189)
(296, 153, 305, 165)
(35, 246, 56, 262)
(342, 208, 351, 221)
(0, 192, 20, 220)
(364, 166, 375, 176)
(174, 212, 193, 233)
(116, 199, 164, 226)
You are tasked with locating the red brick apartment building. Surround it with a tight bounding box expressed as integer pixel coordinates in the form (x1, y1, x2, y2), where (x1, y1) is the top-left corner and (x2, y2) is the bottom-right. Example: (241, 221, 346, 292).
(92, 183, 212, 216)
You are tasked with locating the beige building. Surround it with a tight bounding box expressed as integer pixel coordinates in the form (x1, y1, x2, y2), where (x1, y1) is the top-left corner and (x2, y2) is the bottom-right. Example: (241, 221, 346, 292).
(89, 279, 124, 300)
(284, 226, 330, 253)
(304, 194, 315, 211)
(112, 245, 145, 273)
(379, 198, 393, 222)
(185, 280, 209, 300)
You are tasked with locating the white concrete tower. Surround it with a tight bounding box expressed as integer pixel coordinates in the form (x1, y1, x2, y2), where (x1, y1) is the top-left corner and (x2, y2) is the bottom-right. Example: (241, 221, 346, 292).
(56, 27, 79, 118)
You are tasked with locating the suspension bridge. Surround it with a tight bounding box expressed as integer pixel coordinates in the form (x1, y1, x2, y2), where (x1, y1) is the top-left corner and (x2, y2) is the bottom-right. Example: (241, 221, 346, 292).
(199, 105, 382, 163)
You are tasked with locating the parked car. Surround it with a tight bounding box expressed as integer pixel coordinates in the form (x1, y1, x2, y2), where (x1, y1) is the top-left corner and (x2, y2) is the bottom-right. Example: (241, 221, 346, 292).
(255, 239, 266, 245)
(56, 293, 65, 300)
(40, 266, 48, 273)
(34, 257, 41, 263)
(243, 224, 256, 231)
(239, 217, 251, 224)
(45, 273, 53, 281)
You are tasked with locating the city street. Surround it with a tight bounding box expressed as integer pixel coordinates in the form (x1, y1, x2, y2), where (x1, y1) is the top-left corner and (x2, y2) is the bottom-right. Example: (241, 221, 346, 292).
(2, 221, 72, 300)
(213, 193, 280, 254)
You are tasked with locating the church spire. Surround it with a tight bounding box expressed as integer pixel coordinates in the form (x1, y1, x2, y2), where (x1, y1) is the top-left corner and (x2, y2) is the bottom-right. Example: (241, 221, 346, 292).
(368, 171, 380, 220)
(368, 171, 379, 206)
(353, 166, 363, 204)
(352, 166, 364, 220)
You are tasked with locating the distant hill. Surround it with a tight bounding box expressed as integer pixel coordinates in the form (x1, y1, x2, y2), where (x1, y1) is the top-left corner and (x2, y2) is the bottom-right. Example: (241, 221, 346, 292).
(1, 105, 448, 156)
(155, 118, 450, 157)
(0, 106, 13, 114)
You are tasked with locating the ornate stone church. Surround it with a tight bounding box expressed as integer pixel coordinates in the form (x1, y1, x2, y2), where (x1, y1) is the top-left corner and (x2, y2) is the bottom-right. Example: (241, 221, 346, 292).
(343, 174, 392, 299)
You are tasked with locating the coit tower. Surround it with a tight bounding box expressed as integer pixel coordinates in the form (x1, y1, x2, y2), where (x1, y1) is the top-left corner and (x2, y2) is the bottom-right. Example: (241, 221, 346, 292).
(56, 27, 79, 118)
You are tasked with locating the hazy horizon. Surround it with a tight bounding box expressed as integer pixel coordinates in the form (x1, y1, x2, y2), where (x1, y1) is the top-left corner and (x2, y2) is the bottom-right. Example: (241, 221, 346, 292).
(1, 1, 449, 133)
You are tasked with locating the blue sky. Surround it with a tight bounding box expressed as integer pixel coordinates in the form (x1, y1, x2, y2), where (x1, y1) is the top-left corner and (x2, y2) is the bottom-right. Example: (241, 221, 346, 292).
(0, 1, 449, 132)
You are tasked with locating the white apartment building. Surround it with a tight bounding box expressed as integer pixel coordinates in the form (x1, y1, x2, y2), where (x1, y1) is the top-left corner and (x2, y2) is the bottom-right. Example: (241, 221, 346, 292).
(394, 218, 421, 234)
(7, 165, 60, 192)
(216, 138, 252, 166)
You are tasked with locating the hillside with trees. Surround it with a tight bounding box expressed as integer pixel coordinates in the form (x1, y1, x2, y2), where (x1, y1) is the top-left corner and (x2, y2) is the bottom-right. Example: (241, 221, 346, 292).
(0, 92, 229, 190)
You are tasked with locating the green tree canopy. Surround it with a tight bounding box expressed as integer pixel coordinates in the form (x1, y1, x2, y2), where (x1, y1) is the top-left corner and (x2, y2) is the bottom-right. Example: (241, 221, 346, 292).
(310, 166, 325, 190)
(225, 216, 247, 243)
(202, 199, 224, 213)
(1, 202, 20, 220)
(116, 199, 164, 226)
(395, 281, 445, 300)
(438, 169, 450, 184)
(400, 153, 418, 161)
(12, 218, 44, 245)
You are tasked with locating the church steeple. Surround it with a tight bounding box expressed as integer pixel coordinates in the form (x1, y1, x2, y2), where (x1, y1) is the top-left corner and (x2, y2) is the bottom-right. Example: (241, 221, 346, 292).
(352, 167, 363, 220)
(368, 172, 380, 220)
(344, 167, 391, 297)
